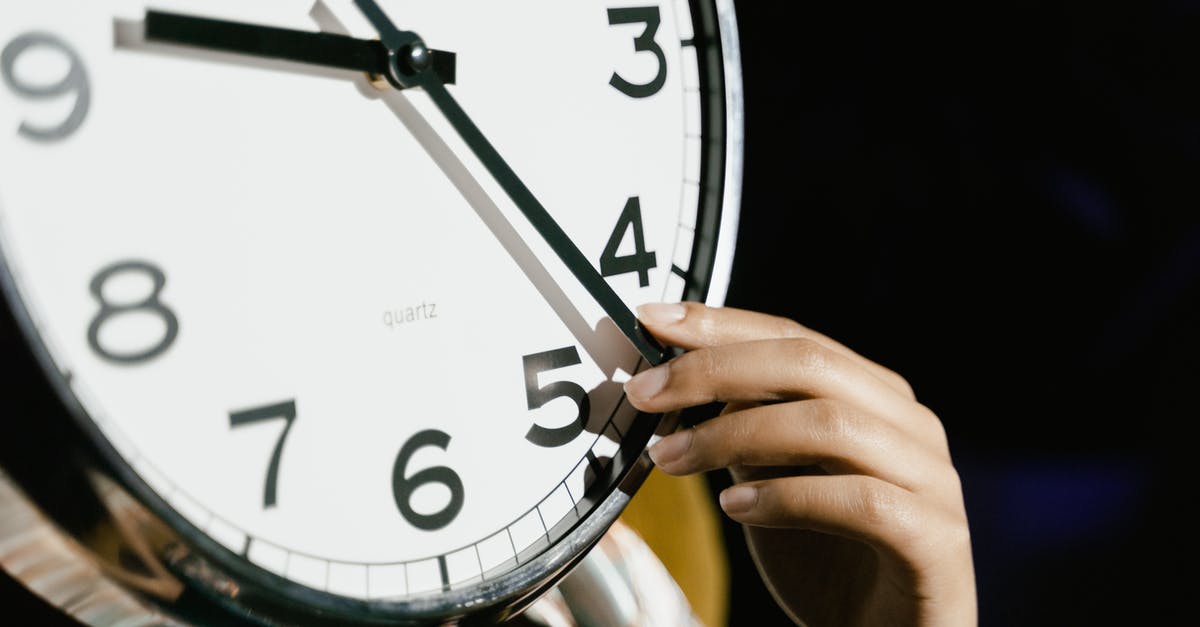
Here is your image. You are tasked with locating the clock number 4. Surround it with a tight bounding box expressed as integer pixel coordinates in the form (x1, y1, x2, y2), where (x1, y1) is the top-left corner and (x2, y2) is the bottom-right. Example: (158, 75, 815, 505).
(608, 7, 666, 98)
(600, 196, 658, 288)
(523, 347, 591, 448)
(229, 400, 298, 509)
(87, 261, 180, 364)
(1, 32, 91, 142)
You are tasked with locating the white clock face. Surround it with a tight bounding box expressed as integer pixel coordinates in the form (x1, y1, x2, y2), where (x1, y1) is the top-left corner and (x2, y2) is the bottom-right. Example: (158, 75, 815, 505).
(0, 0, 730, 603)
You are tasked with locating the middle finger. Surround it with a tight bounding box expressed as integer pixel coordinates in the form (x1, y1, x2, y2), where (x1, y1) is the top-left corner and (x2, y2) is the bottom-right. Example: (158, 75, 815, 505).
(650, 399, 951, 492)
(624, 337, 942, 442)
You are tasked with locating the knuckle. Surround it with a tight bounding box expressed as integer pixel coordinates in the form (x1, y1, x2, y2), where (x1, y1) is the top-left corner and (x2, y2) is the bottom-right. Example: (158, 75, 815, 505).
(914, 403, 951, 451)
(772, 314, 806, 339)
(939, 460, 964, 493)
(929, 458, 966, 498)
(725, 416, 760, 465)
(887, 370, 916, 399)
(693, 346, 724, 380)
(697, 414, 751, 467)
(809, 399, 858, 442)
(920, 506, 972, 561)
(783, 337, 832, 373)
(854, 482, 916, 536)
(669, 348, 723, 402)
(671, 347, 706, 380)
(940, 511, 973, 555)
(686, 303, 722, 344)
(687, 423, 717, 461)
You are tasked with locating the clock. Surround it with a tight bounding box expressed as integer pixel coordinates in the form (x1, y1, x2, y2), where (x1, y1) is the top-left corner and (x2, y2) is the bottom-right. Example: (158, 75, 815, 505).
(0, 0, 743, 625)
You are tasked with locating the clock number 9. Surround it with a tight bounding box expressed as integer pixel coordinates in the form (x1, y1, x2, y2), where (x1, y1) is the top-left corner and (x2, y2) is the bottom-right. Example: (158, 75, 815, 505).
(1, 32, 91, 142)
(393, 430, 465, 531)
(607, 7, 666, 98)
(522, 347, 591, 448)
(87, 261, 180, 364)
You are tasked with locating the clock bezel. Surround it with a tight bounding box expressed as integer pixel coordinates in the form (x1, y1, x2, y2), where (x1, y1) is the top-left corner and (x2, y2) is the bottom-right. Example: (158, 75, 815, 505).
(0, 0, 744, 623)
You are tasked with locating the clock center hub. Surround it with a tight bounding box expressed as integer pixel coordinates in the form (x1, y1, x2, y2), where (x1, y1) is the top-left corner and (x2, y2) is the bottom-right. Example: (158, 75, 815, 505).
(381, 32, 432, 89)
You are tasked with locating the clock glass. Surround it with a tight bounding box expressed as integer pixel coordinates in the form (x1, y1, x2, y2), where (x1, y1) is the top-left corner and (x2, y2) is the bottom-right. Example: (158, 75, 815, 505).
(0, 0, 740, 622)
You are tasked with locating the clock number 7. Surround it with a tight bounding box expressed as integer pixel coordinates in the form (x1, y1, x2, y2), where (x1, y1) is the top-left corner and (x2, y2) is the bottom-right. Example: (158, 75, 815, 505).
(1, 32, 91, 142)
(523, 347, 591, 448)
(229, 400, 298, 509)
(607, 7, 666, 98)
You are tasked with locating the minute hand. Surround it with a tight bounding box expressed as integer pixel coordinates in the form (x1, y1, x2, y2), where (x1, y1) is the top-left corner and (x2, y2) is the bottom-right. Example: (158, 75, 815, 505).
(351, 1, 667, 366)
(422, 78, 668, 366)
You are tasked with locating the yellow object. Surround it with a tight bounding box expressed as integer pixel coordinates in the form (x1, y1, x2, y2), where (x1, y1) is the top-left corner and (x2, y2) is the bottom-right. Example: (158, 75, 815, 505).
(618, 469, 729, 627)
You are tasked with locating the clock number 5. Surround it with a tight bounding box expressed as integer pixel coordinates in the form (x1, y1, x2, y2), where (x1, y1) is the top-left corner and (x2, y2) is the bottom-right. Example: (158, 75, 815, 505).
(229, 400, 298, 509)
(523, 347, 591, 448)
(1, 32, 91, 142)
(608, 7, 666, 99)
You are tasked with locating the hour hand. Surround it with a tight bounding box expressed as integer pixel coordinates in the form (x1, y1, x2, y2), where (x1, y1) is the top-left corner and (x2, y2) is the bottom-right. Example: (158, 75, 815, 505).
(133, 10, 456, 85)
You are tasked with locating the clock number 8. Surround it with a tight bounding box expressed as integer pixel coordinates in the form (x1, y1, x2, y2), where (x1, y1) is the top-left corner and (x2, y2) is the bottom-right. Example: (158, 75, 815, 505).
(87, 261, 180, 364)
(393, 430, 465, 531)
(1, 32, 91, 142)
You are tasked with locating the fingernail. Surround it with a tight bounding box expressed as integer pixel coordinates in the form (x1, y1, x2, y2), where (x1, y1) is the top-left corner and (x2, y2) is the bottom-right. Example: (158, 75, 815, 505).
(624, 366, 668, 403)
(648, 430, 693, 467)
(637, 302, 686, 326)
(720, 486, 758, 514)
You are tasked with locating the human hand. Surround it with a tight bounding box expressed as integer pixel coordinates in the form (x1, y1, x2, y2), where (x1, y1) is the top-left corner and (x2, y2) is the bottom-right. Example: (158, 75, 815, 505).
(623, 303, 977, 627)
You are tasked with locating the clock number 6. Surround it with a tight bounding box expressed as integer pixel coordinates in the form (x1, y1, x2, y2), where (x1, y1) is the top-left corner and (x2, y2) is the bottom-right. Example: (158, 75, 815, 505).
(87, 261, 180, 364)
(523, 347, 591, 448)
(393, 430, 465, 531)
(1, 32, 91, 142)
(608, 7, 666, 99)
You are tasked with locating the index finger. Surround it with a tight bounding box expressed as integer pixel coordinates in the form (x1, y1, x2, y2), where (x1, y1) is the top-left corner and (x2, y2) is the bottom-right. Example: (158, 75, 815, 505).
(639, 302, 914, 400)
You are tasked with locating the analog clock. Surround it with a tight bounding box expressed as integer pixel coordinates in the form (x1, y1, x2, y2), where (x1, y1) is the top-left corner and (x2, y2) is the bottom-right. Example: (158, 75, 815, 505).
(0, 0, 742, 624)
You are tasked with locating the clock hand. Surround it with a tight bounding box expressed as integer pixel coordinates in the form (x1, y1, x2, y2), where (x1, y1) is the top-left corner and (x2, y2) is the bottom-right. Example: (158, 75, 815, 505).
(375, 89, 628, 379)
(136, 10, 456, 85)
(115, 4, 637, 377)
(307, 2, 626, 379)
(351, 0, 669, 366)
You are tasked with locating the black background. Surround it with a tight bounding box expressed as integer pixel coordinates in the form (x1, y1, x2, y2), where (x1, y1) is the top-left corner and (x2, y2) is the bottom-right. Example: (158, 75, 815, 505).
(4, 1, 1199, 625)
(712, 1, 1197, 625)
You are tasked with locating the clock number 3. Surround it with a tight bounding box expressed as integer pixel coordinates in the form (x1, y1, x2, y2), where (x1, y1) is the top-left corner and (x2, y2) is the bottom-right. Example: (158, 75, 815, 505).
(523, 347, 591, 448)
(87, 261, 180, 364)
(1, 32, 91, 142)
(608, 7, 666, 98)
